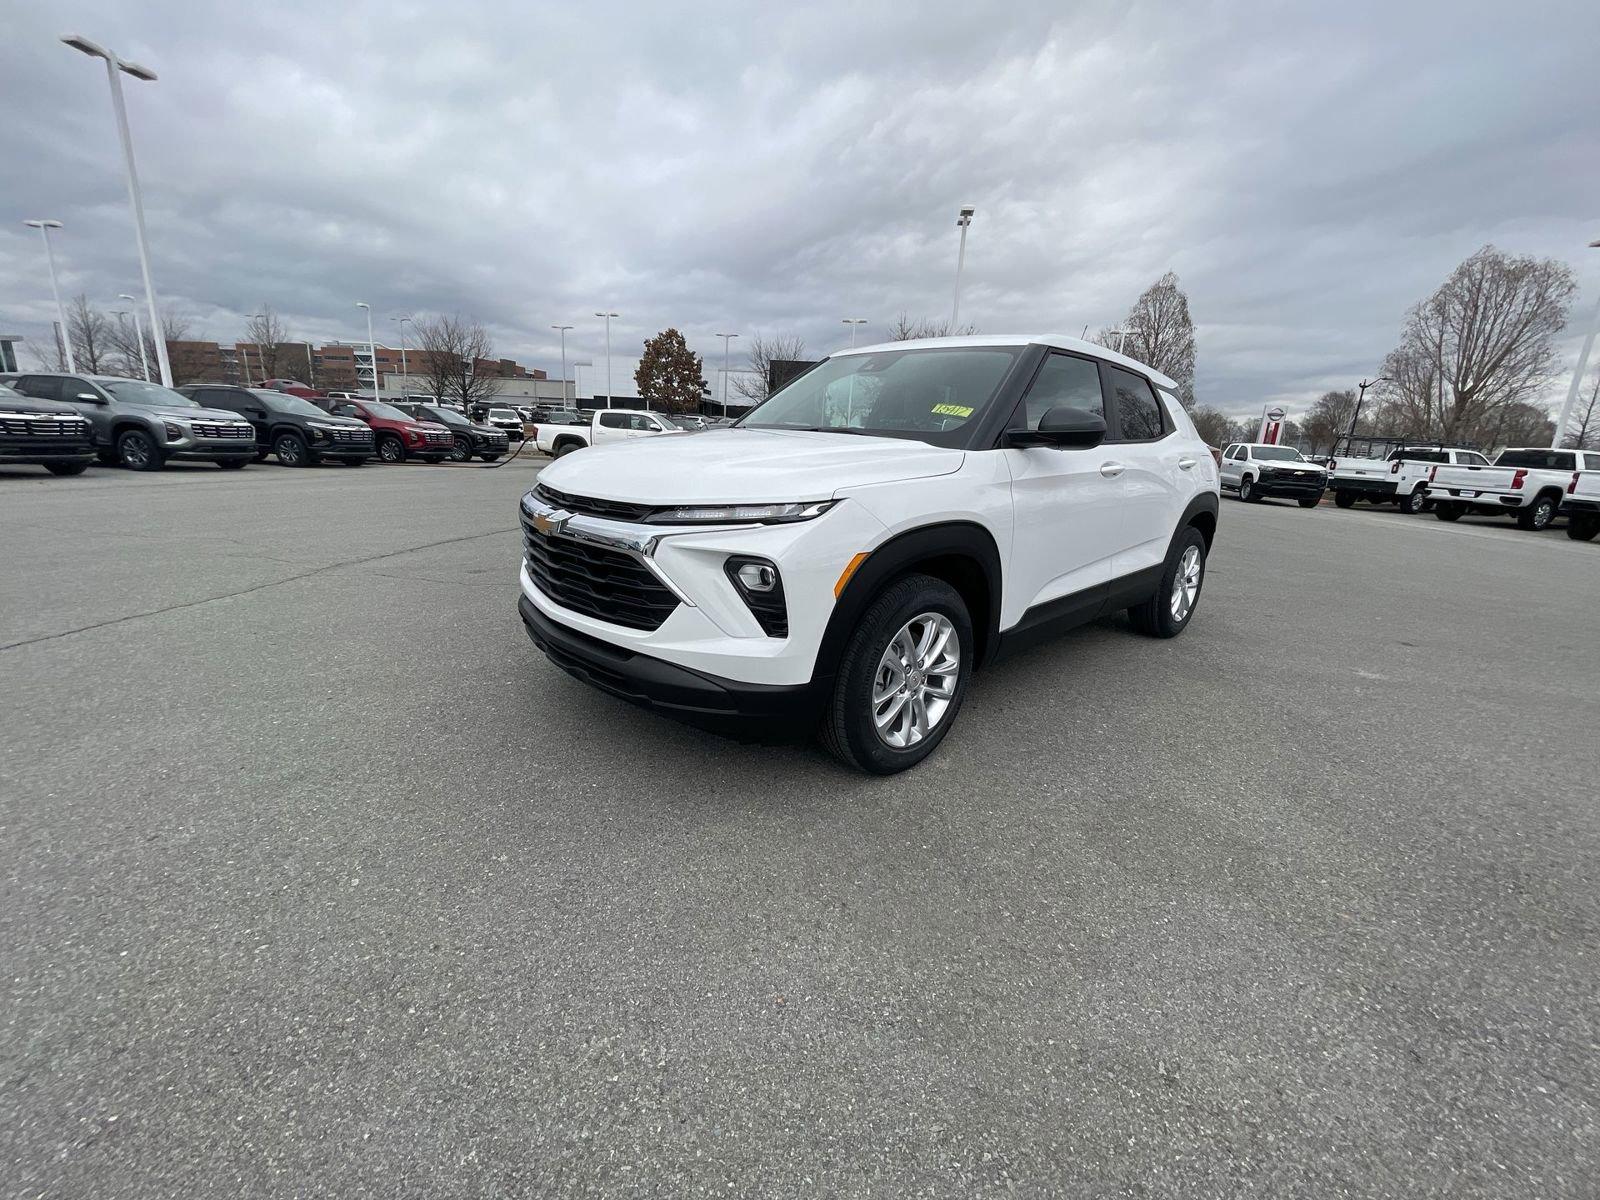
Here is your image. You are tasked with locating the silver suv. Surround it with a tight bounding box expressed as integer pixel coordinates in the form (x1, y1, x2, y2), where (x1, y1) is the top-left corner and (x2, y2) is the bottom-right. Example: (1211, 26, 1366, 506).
(4, 373, 257, 470)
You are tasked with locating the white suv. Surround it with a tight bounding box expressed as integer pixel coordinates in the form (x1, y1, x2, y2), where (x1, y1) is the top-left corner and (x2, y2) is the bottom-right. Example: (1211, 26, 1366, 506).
(517, 336, 1220, 773)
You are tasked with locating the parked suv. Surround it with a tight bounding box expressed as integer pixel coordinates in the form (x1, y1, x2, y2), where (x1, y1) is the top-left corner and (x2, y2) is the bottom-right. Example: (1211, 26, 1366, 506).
(179, 384, 374, 466)
(327, 399, 454, 463)
(0, 380, 96, 475)
(1219, 443, 1327, 506)
(517, 335, 1220, 774)
(5, 372, 256, 470)
(392, 402, 510, 462)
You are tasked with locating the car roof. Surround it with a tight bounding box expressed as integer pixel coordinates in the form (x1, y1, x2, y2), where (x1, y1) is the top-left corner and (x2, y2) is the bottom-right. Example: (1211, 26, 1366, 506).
(833, 334, 1180, 391)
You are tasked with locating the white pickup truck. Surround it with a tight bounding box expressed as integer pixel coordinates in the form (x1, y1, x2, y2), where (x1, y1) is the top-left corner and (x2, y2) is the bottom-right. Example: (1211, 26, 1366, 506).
(533, 408, 683, 458)
(1560, 468, 1600, 541)
(1427, 447, 1600, 531)
(1329, 446, 1489, 514)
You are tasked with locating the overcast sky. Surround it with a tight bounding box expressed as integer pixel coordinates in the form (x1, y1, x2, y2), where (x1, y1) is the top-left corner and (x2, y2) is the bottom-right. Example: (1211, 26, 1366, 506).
(2, 0, 1597, 415)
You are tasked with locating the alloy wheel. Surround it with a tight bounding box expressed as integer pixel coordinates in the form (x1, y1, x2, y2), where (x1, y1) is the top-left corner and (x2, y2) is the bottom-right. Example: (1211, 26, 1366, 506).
(119, 433, 151, 468)
(1171, 544, 1203, 621)
(871, 612, 960, 749)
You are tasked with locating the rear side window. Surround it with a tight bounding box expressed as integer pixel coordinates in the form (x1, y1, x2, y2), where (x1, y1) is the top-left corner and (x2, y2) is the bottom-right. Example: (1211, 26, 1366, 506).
(198, 388, 242, 410)
(599, 412, 628, 429)
(1583, 452, 1600, 472)
(1102, 366, 1165, 441)
(1496, 449, 1575, 470)
(15, 376, 61, 401)
(1019, 352, 1103, 430)
(1457, 451, 1489, 466)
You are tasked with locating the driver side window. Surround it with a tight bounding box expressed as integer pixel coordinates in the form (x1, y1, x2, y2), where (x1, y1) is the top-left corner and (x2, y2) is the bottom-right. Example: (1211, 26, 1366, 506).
(1020, 353, 1102, 430)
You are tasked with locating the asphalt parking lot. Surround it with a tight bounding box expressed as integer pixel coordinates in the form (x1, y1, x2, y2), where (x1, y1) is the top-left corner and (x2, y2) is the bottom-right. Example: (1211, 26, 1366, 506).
(2, 457, 1597, 1198)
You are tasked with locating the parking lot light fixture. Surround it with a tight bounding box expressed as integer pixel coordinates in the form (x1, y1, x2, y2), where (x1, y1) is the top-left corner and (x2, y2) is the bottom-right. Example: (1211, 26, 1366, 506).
(715, 333, 739, 417)
(356, 302, 378, 399)
(1551, 239, 1600, 449)
(118, 292, 149, 379)
(391, 316, 414, 393)
(24, 220, 74, 373)
(595, 312, 619, 408)
(952, 205, 975, 328)
(552, 326, 574, 404)
(842, 318, 868, 349)
(62, 33, 172, 386)
(572, 359, 592, 403)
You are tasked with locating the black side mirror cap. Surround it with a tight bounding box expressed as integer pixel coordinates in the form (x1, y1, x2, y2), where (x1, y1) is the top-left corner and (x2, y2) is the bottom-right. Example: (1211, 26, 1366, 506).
(1006, 406, 1106, 449)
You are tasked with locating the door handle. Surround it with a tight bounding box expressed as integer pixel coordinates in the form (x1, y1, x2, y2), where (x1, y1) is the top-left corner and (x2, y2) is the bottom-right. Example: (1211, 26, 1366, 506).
(1099, 461, 1125, 478)
(1178, 457, 1198, 470)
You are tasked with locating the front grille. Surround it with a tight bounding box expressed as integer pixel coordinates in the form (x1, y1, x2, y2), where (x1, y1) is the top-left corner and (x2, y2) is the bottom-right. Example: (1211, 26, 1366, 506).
(424, 429, 453, 446)
(0, 414, 87, 437)
(192, 421, 254, 439)
(535, 483, 655, 523)
(328, 427, 372, 444)
(522, 518, 679, 631)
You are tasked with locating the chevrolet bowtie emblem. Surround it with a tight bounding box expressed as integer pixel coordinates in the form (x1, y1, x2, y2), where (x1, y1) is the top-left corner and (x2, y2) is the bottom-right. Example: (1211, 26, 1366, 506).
(532, 510, 569, 536)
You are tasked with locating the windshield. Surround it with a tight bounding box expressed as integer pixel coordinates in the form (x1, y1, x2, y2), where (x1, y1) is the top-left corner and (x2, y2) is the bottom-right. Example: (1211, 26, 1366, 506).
(1253, 446, 1304, 462)
(488, 408, 518, 419)
(362, 402, 415, 422)
(254, 391, 330, 419)
(100, 379, 198, 408)
(740, 347, 1022, 446)
(421, 406, 471, 428)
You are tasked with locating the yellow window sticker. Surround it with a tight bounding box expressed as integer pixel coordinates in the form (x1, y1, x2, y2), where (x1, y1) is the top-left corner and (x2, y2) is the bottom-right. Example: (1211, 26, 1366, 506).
(931, 403, 974, 418)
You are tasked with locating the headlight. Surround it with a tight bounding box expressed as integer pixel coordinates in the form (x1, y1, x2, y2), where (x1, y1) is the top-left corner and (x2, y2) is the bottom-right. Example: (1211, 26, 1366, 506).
(162, 421, 184, 440)
(645, 500, 836, 525)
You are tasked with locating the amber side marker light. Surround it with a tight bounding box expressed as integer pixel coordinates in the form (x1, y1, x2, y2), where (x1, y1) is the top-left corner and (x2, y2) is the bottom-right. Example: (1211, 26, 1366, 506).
(834, 552, 870, 598)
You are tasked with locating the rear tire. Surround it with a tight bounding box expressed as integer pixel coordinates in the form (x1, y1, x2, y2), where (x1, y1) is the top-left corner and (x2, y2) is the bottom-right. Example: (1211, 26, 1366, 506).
(821, 574, 972, 776)
(1517, 493, 1558, 531)
(1566, 513, 1599, 542)
(1434, 504, 1463, 522)
(554, 440, 582, 458)
(1333, 490, 1356, 508)
(1399, 488, 1428, 515)
(45, 461, 89, 476)
(1128, 526, 1207, 639)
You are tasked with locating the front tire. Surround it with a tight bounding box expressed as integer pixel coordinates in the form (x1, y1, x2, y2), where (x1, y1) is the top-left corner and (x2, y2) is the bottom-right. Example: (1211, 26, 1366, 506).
(376, 435, 406, 463)
(821, 574, 972, 775)
(1129, 526, 1207, 638)
(450, 438, 472, 463)
(1517, 494, 1558, 531)
(1298, 496, 1320, 509)
(274, 431, 310, 466)
(1238, 476, 1256, 502)
(1567, 514, 1599, 542)
(116, 429, 164, 471)
(1399, 488, 1428, 515)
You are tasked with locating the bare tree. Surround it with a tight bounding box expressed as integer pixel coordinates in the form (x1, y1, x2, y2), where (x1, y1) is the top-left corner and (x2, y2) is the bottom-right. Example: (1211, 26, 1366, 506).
(412, 314, 501, 410)
(66, 295, 114, 375)
(1301, 388, 1358, 451)
(887, 312, 979, 341)
(1382, 245, 1575, 444)
(731, 332, 808, 405)
(1099, 272, 1197, 408)
(244, 307, 290, 380)
(1188, 406, 1236, 448)
(1562, 369, 1600, 450)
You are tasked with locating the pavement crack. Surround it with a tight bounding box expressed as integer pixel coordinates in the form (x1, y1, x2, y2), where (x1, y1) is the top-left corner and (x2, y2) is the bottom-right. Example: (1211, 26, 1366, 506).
(1, 527, 519, 653)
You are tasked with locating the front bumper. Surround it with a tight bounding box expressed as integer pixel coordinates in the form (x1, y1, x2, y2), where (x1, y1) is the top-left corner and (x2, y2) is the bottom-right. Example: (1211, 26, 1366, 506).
(169, 438, 258, 461)
(519, 594, 815, 732)
(1254, 472, 1327, 498)
(0, 438, 95, 465)
(1331, 476, 1395, 497)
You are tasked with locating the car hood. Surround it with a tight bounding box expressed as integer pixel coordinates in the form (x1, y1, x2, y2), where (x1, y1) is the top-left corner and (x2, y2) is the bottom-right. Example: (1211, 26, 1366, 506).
(0, 395, 82, 417)
(1262, 461, 1326, 473)
(156, 405, 250, 423)
(309, 415, 369, 430)
(537, 427, 964, 504)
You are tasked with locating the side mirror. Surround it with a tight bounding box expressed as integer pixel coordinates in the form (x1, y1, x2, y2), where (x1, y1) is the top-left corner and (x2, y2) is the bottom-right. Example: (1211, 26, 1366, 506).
(1008, 406, 1106, 449)
(76, 392, 104, 403)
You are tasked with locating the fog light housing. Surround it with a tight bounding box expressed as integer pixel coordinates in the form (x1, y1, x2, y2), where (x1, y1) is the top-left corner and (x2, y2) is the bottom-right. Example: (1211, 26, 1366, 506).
(725, 556, 787, 638)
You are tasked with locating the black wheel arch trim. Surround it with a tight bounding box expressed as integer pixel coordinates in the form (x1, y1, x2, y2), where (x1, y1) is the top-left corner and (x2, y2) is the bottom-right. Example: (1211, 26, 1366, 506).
(811, 521, 1002, 687)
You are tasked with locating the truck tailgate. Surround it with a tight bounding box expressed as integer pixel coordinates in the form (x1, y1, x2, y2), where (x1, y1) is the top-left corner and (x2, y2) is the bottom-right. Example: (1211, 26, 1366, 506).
(1330, 456, 1390, 482)
(1430, 465, 1516, 496)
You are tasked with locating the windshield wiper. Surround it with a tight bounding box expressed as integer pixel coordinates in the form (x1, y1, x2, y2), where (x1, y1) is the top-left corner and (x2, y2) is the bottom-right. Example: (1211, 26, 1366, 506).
(771, 425, 872, 435)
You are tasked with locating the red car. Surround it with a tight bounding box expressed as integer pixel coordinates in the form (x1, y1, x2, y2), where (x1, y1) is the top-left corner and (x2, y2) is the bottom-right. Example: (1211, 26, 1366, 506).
(328, 398, 455, 463)
(259, 378, 323, 401)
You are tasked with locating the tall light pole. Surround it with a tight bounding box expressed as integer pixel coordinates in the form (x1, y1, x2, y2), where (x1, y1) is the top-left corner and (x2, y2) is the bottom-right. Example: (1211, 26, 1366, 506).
(1552, 239, 1600, 449)
(117, 292, 149, 380)
(391, 316, 413, 395)
(842, 318, 868, 349)
(356, 302, 378, 398)
(951, 204, 975, 329)
(247, 311, 270, 383)
(595, 311, 618, 408)
(1106, 327, 1130, 354)
(552, 325, 573, 404)
(24, 220, 74, 373)
(715, 332, 739, 417)
(573, 359, 592, 404)
(62, 34, 172, 387)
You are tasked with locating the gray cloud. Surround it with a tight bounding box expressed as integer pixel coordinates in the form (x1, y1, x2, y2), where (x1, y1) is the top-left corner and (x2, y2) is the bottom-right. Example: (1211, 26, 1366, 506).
(2, 0, 1596, 416)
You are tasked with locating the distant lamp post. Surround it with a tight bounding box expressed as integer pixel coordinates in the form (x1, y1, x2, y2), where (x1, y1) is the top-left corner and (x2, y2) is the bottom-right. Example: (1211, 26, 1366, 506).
(23, 220, 74, 373)
(715, 332, 739, 417)
(355, 302, 378, 398)
(572, 359, 593, 403)
(842, 318, 868, 348)
(951, 205, 975, 328)
(1107, 327, 1130, 354)
(61, 33, 172, 386)
(118, 292, 149, 379)
(1552, 239, 1600, 448)
(391, 316, 414, 394)
(552, 325, 574, 404)
(595, 311, 619, 407)
(1344, 376, 1390, 447)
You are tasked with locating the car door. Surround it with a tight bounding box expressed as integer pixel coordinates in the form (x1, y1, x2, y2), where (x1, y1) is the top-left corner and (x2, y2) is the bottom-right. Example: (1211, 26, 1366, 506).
(999, 350, 1125, 617)
(1219, 444, 1239, 488)
(593, 411, 630, 444)
(1102, 366, 1190, 578)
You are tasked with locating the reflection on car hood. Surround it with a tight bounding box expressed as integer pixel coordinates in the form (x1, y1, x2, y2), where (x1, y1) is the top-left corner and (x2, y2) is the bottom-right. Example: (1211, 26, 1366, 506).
(148, 405, 249, 422)
(537, 427, 964, 504)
